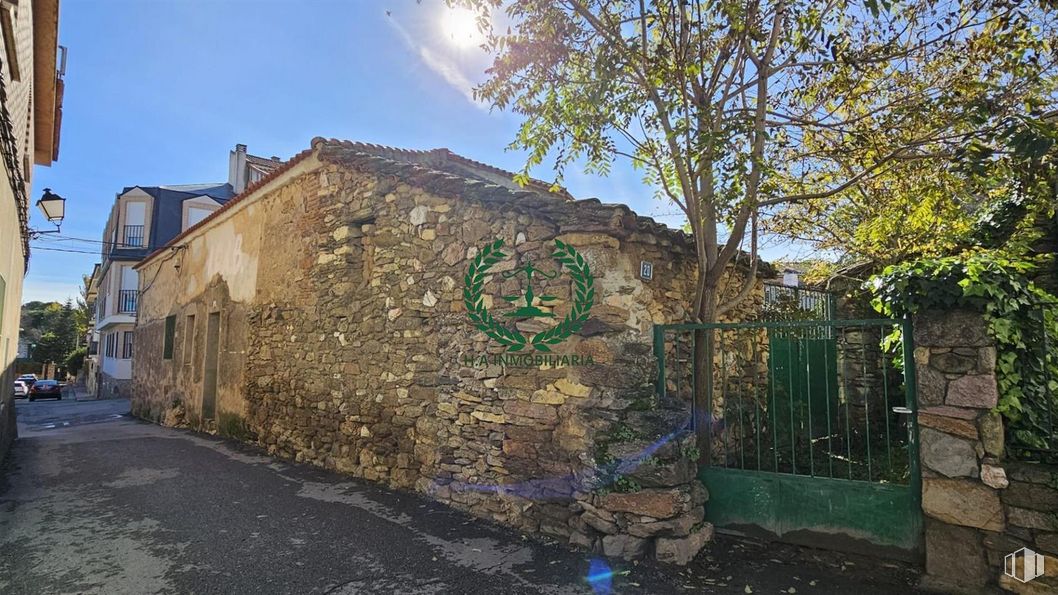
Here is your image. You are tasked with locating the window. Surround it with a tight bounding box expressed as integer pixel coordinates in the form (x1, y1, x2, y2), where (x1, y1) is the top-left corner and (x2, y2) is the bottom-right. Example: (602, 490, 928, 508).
(183, 314, 195, 366)
(1, 6, 20, 82)
(162, 315, 176, 359)
(122, 331, 134, 359)
(186, 207, 213, 229)
(104, 333, 117, 358)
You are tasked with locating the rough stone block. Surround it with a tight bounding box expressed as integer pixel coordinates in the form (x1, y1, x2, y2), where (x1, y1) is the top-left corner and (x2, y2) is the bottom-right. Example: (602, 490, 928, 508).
(598, 489, 683, 519)
(981, 465, 1009, 489)
(977, 411, 1004, 458)
(1037, 532, 1058, 555)
(1003, 482, 1058, 512)
(601, 534, 647, 560)
(931, 350, 978, 374)
(945, 374, 999, 409)
(914, 309, 991, 348)
(627, 506, 704, 538)
(917, 365, 948, 407)
(1008, 464, 1058, 486)
(919, 409, 979, 441)
(920, 427, 979, 478)
(627, 457, 695, 488)
(1008, 507, 1058, 531)
(655, 523, 713, 565)
(922, 478, 1004, 531)
(924, 520, 990, 590)
(582, 510, 618, 535)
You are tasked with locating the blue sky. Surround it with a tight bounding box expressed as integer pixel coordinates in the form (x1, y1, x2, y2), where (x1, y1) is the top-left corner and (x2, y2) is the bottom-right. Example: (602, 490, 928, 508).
(25, 0, 787, 304)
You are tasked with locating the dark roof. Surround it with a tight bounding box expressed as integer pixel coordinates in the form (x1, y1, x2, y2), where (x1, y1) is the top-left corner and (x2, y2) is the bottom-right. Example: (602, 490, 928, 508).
(109, 183, 235, 261)
(312, 137, 683, 241)
(121, 182, 234, 202)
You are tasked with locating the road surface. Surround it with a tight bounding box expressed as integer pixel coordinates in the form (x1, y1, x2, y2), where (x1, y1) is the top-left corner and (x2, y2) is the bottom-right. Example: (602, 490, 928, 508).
(0, 397, 921, 594)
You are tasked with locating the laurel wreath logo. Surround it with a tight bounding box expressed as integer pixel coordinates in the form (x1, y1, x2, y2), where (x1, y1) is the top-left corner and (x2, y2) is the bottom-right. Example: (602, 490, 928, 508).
(463, 238, 595, 352)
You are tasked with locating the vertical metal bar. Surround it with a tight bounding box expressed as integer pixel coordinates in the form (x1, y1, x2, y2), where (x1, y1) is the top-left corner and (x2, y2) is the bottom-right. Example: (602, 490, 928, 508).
(738, 331, 746, 470)
(881, 336, 893, 471)
(654, 325, 666, 401)
(770, 328, 780, 473)
(843, 327, 853, 480)
(804, 332, 814, 477)
(901, 318, 921, 501)
(702, 329, 713, 466)
(862, 331, 873, 482)
(824, 335, 834, 478)
(692, 330, 700, 438)
(788, 328, 797, 475)
(754, 330, 762, 471)
(675, 335, 682, 409)
(721, 330, 730, 468)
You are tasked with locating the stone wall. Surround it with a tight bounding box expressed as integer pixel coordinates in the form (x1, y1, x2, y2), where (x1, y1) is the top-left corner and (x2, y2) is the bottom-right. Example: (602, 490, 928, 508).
(915, 309, 1058, 593)
(99, 371, 133, 400)
(132, 140, 765, 564)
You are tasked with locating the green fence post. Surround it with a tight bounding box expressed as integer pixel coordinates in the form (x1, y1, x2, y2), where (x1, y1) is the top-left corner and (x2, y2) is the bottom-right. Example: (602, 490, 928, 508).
(654, 325, 666, 401)
(901, 317, 921, 507)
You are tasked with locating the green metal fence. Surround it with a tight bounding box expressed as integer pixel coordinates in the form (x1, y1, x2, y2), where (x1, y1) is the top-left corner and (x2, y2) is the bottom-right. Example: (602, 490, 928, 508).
(653, 318, 919, 485)
(654, 318, 922, 553)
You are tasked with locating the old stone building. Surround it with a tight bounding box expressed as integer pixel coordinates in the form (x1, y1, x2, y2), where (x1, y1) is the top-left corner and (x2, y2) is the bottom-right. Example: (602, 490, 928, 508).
(132, 137, 763, 562)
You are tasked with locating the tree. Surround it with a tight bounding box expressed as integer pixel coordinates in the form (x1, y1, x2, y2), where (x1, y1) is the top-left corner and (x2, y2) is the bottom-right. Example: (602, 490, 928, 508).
(452, 0, 1056, 446)
(33, 332, 68, 365)
(456, 0, 1055, 321)
(65, 346, 87, 378)
(19, 299, 87, 363)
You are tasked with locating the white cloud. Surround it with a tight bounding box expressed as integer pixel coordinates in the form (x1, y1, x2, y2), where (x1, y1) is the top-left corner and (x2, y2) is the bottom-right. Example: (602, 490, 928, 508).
(417, 45, 480, 105)
(386, 10, 489, 110)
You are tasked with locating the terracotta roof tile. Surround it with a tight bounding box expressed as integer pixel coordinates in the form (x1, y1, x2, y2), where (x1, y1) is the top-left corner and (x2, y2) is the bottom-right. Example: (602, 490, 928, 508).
(139, 137, 698, 268)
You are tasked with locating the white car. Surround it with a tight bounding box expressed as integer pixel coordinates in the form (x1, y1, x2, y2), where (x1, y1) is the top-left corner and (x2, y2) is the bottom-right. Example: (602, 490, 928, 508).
(13, 380, 27, 398)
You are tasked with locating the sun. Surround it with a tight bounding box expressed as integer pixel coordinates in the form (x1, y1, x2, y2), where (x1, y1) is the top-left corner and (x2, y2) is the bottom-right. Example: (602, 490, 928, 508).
(442, 7, 484, 48)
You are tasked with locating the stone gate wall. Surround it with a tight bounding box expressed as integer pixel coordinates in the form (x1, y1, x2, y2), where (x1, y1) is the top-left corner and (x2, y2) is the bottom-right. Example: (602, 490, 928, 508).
(915, 309, 1058, 593)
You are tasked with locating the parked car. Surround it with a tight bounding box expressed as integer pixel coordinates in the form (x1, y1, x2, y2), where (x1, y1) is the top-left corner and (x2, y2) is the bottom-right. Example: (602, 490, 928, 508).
(17, 374, 38, 388)
(13, 381, 27, 398)
(28, 380, 62, 401)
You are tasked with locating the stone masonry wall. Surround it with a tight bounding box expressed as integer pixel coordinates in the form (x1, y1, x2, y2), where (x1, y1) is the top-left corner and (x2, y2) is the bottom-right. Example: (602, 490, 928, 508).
(132, 141, 765, 565)
(915, 309, 1058, 593)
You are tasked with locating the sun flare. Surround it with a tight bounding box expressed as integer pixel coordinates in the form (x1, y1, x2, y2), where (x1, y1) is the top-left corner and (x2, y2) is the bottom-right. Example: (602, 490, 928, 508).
(442, 7, 484, 48)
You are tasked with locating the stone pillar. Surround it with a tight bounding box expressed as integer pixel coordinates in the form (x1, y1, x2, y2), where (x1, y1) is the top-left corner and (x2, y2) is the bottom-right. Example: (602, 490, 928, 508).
(915, 309, 1058, 593)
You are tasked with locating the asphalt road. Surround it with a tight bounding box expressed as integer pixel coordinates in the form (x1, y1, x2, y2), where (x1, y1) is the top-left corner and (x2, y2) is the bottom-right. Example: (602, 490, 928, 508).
(0, 397, 922, 594)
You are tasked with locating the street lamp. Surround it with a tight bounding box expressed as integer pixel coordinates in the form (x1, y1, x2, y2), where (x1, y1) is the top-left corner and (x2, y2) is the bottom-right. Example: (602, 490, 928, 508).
(30, 188, 67, 237)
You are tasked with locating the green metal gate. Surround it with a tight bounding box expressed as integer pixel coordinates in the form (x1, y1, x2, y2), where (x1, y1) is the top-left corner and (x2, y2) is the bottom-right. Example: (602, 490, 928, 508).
(653, 318, 922, 558)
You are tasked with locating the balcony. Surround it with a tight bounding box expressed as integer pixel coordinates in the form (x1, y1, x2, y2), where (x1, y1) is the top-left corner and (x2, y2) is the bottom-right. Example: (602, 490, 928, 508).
(117, 290, 138, 314)
(123, 225, 145, 247)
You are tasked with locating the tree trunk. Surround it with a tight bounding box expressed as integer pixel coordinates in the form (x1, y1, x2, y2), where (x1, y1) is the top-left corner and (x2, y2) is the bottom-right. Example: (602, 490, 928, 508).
(693, 282, 718, 464)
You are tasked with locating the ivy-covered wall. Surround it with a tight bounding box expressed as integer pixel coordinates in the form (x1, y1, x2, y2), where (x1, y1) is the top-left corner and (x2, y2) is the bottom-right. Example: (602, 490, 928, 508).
(872, 253, 1058, 591)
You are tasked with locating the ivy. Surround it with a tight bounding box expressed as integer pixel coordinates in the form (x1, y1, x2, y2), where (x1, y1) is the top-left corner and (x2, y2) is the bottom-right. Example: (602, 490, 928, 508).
(870, 252, 1058, 461)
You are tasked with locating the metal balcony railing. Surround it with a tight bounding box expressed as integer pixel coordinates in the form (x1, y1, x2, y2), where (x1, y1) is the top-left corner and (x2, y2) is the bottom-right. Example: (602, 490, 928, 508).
(123, 225, 145, 247)
(117, 290, 138, 314)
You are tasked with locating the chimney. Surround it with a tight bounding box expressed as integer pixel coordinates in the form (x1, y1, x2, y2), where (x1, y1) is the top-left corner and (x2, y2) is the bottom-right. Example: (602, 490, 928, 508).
(229, 144, 249, 194)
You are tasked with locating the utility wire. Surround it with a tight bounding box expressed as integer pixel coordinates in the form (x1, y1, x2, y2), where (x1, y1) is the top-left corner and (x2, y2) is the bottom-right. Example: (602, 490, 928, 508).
(29, 245, 104, 255)
(33, 233, 128, 247)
